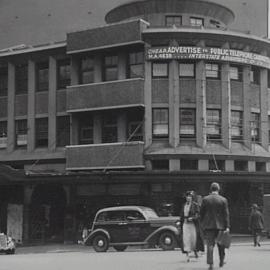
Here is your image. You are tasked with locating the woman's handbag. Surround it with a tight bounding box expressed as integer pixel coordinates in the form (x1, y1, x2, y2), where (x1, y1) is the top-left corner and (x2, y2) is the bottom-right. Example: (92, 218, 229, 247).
(217, 230, 231, 248)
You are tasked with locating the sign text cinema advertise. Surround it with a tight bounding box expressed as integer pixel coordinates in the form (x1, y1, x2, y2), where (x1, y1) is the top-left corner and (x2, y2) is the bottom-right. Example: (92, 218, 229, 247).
(147, 46, 270, 69)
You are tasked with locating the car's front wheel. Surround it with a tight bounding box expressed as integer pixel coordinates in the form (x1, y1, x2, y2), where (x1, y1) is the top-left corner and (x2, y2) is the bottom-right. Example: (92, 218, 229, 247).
(113, 245, 127, 252)
(158, 231, 177, 251)
(92, 234, 109, 252)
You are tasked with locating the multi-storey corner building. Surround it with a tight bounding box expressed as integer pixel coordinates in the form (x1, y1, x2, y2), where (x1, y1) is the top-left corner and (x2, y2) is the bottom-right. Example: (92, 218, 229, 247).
(1, 0, 270, 243)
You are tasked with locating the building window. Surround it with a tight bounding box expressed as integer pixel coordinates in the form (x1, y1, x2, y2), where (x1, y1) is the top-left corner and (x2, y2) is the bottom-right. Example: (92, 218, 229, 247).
(0, 67, 8, 97)
(152, 63, 168, 78)
(268, 116, 270, 144)
(35, 118, 48, 147)
(80, 57, 94, 84)
(206, 63, 220, 79)
(234, 160, 248, 171)
(36, 62, 49, 92)
(256, 162, 266, 172)
(230, 66, 242, 81)
(15, 64, 28, 94)
(79, 116, 93, 145)
(128, 51, 144, 78)
(250, 66, 260, 84)
(268, 70, 270, 88)
(152, 108, 169, 138)
(128, 122, 143, 141)
(206, 109, 221, 139)
(165, 16, 182, 27)
(152, 160, 169, 170)
(251, 113, 260, 142)
(102, 113, 118, 143)
(190, 17, 204, 27)
(15, 119, 27, 147)
(56, 116, 70, 147)
(179, 63, 195, 77)
(179, 109, 196, 138)
(181, 159, 198, 170)
(0, 121, 7, 148)
(231, 111, 243, 140)
(103, 55, 118, 81)
(57, 59, 71, 89)
(209, 159, 225, 171)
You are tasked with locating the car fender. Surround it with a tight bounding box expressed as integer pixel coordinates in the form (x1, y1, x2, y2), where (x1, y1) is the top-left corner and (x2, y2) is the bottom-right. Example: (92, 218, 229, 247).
(84, 229, 110, 246)
(145, 225, 180, 246)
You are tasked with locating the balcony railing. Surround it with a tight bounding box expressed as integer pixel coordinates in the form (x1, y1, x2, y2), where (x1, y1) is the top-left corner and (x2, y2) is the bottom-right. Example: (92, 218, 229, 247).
(66, 141, 144, 170)
(66, 78, 144, 112)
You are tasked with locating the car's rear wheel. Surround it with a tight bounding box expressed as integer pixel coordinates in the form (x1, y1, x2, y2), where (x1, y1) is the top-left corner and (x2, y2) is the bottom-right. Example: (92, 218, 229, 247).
(113, 245, 127, 252)
(158, 231, 177, 251)
(92, 234, 109, 252)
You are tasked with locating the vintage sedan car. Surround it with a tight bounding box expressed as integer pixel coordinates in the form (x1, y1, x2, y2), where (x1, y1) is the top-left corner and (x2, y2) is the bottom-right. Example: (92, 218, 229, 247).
(0, 233, 16, 254)
(83, 206, 180, 252)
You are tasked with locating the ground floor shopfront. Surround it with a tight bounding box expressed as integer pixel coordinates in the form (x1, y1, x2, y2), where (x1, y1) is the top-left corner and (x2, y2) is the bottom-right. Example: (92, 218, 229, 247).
(1, 171, 270, 244)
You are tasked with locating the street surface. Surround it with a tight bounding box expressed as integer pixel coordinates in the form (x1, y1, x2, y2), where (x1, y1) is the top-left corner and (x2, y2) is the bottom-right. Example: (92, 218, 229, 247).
(0, 239, 270, 270)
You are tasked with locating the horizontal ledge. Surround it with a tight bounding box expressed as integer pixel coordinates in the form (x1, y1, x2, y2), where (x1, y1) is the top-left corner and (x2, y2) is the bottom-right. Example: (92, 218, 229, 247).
(66, 165, 145, 170)
(67, 104, 145, 113)
(67, 41, 145, 54)
(66, 141, 144, 148)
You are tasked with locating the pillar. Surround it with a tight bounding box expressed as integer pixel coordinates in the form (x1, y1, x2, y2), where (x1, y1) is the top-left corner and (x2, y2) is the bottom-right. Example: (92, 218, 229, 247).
(221, 62, 231, 149)
(225, 160, 234, 171)
(48, 56, 57, 151)
(243, 66, 251, 148)
(23, 186, 33, 244)
(198, 159, 209, 171)
(27, 60, 36, 152)
(144, 43, 152, 148)
(259, 65, 268, 149)
(169, 40, 180, 147)
(7, 62, 15, 152)
(169, 159, 180, 171)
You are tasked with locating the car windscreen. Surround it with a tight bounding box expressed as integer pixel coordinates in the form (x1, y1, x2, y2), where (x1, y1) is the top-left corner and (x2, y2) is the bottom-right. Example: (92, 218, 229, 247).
(142, 208, 158, 219)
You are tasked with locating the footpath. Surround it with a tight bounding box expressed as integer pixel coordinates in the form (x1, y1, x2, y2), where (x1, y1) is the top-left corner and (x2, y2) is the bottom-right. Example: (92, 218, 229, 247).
(15, 234, 270, 254)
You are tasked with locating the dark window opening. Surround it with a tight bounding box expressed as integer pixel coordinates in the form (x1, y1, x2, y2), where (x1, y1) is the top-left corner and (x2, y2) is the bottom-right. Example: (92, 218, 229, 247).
(180, 159, 198, 170)
(36, 62, 49, 92)
(256, 162, 266, 172)
(165, 16, 182, 27)
(56, 116, 70, 147)
(179, 109, 196, 138)
(80, 57, 94, 84)
(35, 118, 48, 147)
(209, 159, 225, 171)
(251, 113, 260, 143)
(103, 55, 118, 81)
(128, 51, 144, 78)
(15, 64, 28, 94)
(0, 67, 8, 96)
(102, 113, 118, 143)
(250, 66, 260, 85)
(234, 160, 248, 171)
(152, 108, 169, 138)
(15, 119, 27, 147)
(79, 116, 93, 145)
(152, 160, 169, 170)
(57, 59, 71, 89)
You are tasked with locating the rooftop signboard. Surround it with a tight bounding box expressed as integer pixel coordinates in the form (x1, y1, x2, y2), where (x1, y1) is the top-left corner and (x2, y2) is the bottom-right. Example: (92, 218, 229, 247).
(146, 46, 270, 69)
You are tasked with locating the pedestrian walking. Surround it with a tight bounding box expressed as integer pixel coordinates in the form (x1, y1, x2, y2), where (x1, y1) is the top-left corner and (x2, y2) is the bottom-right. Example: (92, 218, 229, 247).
(200, 182, 230, 270)
(248, 203, 264, 247)
(180, 191, 204, 262)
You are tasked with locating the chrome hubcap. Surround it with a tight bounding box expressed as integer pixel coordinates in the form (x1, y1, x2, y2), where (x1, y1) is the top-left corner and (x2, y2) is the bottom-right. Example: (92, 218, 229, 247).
(164, 237, 172, 245)
(97, 239, 104, 247)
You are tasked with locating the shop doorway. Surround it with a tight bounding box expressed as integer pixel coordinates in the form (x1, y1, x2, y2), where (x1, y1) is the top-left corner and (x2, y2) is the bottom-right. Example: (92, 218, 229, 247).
(30, 184, 66, 243)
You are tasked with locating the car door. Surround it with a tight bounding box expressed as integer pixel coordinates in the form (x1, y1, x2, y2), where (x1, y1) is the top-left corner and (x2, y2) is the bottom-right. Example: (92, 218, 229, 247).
(126, 210, 151, 242)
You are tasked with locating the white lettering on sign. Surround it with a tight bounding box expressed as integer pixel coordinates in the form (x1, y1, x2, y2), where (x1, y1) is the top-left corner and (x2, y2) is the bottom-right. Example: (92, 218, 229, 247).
(146, 46, 270, 69)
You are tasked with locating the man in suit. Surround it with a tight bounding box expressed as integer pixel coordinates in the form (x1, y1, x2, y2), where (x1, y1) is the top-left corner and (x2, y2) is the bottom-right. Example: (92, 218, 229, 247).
(200, 182, 230, 270)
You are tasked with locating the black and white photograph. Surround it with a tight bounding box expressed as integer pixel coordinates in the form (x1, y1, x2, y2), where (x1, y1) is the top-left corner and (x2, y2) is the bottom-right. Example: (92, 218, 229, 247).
(1, 0, 270, 269)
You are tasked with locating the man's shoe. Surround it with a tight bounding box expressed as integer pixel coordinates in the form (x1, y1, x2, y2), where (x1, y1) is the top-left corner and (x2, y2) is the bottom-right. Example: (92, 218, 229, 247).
(208, 264, 214, 270)
(219, 260, 226, 267)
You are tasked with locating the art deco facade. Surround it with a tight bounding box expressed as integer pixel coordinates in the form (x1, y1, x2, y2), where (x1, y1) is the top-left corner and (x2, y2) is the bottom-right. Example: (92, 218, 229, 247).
(1, 0, 270, 243)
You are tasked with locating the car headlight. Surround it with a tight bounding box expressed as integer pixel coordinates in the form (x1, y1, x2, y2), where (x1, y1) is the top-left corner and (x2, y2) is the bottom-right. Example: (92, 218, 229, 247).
(175, 221, 181, 227)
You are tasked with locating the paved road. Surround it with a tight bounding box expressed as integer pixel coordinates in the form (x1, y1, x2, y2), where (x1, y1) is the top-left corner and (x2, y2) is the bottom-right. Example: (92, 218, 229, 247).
(0, 241, 270, 270)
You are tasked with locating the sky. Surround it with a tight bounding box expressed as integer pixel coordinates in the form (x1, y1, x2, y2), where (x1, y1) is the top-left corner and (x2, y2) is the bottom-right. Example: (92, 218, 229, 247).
(0, 0, 268, 49)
